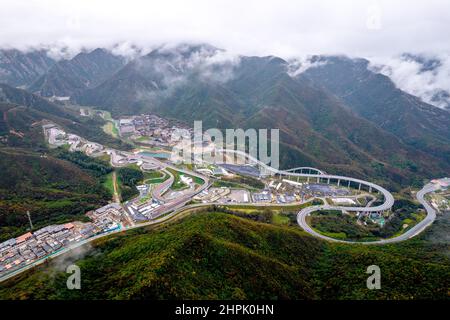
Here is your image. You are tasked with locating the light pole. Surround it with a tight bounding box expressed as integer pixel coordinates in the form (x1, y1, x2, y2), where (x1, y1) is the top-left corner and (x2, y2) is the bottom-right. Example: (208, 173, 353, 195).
(26, 210, 33, 230)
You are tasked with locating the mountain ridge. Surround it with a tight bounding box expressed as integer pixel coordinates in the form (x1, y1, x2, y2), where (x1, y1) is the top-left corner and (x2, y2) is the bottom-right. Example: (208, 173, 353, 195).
(28, 48, 126, 97)
(2, 45, 450, 188)
(300, 55, 450, 162)
(0, 49, 55, 87)
(69, 46, 450, 188)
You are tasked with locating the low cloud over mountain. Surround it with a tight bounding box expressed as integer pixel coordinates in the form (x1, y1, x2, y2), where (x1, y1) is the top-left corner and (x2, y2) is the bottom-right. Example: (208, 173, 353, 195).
(370, 53, 450, 110)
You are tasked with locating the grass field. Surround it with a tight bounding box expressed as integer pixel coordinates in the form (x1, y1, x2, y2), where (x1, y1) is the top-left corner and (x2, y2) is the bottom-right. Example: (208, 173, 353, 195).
(272, 212, 291, 225)
(167, 168, 188, 190)
(102, 121, 119, 138)
(220, 200, 323, 213)
(167, 168, 204, 190)
(102, 172, 115, 198)
(144, 170, 170, 185)
(144, 170, 164, 180)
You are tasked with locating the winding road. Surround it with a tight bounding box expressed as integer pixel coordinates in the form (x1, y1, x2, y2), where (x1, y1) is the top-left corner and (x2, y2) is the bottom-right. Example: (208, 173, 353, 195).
(214, 149, 440, 244)
(296, 182, 440, 244)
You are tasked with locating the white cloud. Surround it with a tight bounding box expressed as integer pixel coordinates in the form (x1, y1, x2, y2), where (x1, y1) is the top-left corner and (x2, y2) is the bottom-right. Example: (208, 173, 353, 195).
(287, 56, 328, 77)
(0, 0, 449, 58)
(369, 54, 450, 109)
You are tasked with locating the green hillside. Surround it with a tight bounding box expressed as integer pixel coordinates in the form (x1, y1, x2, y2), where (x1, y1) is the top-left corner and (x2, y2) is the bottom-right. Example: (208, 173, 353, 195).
(0, 148, 112, 241)
(0, 84, 132, 241)
(1, 212, 448, 300)
(301, 56, 450, 163)
(0, 84, 131, 151)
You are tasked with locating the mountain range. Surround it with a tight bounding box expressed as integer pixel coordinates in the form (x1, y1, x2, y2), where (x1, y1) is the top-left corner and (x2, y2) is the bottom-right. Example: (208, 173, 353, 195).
(28, 48, 126, 97)
(73, 45, 450, 188)
(1, 44, 450, 190)
(300, 56, 450, 163)
(0, 49, 55, 87)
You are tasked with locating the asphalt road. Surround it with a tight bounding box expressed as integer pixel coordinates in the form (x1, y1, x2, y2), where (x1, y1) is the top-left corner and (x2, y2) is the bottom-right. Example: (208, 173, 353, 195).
(296, 182, 440, 245)
(215, 149, 395, 213)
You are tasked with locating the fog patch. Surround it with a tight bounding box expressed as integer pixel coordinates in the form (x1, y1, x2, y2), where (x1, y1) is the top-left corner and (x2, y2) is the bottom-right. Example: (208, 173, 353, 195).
(39, 242, 96, 287)
(369, 53, 450, 110)
(286, 55, 328, 77)
(110, 42, 147, 62)
(52, 242, 95, 272)
(133, 44, 241, 101)
(195, 50, 241, 83)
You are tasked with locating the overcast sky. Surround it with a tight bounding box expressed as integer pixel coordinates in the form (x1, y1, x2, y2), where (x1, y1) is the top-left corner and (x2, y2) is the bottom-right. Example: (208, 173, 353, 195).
(0, 0, 449, 58)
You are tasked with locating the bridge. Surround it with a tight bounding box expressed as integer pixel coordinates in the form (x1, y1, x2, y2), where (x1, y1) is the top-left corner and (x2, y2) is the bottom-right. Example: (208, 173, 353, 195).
(283, 167, 325, 175)
(214, 148, 394, 214)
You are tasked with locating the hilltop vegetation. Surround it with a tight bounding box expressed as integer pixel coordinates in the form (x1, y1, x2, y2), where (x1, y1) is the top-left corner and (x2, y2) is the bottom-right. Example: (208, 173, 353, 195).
(310, 199, 427, 241)
(0, 84, 131, 151)
(117, 166, 144, 201)
(1, 211, 448, 300)
(51, 149, 113, 177)
(0, 148, 113, 242)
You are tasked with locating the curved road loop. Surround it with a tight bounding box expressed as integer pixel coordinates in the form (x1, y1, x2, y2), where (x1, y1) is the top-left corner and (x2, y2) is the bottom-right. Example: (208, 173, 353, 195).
(215, 149, 440, 244)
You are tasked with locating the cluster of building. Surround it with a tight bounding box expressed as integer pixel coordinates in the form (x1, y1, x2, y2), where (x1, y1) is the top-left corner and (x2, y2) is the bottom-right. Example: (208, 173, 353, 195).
(44, 122, 166, 175)
(195, 165, 230, 177)
(127, 198, 163, 221)
(266, 178, 358, 204)
(43, 123, 104, 156)
(43, 123, 66, 147)
(356, 211, 386, 227)
(430, 196, 450, 211)
(0, 222, 80, 277)
(249, 189, 295, 204)
(86, 203, 129, 231)
(117, 114, 192, 147)
(0, 203, 128, 279)
(126, 181, 166, 221)
(217, 189, 251, 204)
(193, 187, 254, 204)
(194, 166, 364, 206)
(194, 187, 231, 203)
